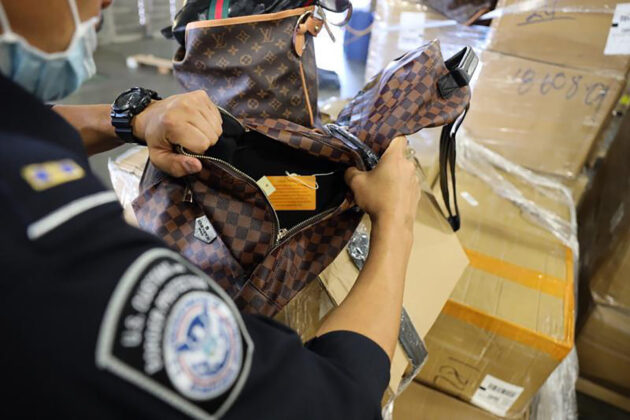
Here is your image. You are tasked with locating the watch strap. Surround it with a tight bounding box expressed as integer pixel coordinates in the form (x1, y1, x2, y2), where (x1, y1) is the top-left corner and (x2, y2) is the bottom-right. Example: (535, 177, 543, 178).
(111, 88, 161, 145)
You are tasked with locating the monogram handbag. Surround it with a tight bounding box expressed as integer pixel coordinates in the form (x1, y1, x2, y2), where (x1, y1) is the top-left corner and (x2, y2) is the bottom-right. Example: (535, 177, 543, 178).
(172, 6, 323, 127)
(133, 40, 477, 317)
(424, 0, 496, 24)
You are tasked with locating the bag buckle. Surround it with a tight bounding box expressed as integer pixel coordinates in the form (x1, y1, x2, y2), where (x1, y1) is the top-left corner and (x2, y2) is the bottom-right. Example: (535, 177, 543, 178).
(438, 46, 479, 98)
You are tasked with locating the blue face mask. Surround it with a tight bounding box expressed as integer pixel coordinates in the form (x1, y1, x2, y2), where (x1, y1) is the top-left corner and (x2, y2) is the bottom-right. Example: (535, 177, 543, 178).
(0, 0, 98, 102)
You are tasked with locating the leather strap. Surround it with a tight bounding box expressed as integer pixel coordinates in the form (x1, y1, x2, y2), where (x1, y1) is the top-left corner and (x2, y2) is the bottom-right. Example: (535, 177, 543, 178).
(293, 12, 324, 57)
(439, 106, 468, 231)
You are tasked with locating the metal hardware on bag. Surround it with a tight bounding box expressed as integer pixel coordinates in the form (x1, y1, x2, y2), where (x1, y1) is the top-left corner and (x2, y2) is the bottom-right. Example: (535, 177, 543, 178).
(318, 2, 353, 27)
(314, 6, 336, 42)
(325, 124, 379, 170)
(293, 10, 326, 56)
(438, 46, 479, 99)
(277, 228, 289, 241)
(445, 46, 478, 87)
(182, 183, 193, 203)
(269, 206, 338, 255)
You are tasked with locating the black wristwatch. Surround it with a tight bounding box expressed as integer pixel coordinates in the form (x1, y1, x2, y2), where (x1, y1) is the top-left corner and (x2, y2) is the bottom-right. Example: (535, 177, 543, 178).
(111, 87, 161, 144)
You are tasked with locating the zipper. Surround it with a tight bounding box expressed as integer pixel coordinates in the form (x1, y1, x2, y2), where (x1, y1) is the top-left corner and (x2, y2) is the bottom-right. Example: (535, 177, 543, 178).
(216, 105, 249, 132)
(268, 205, 337, 254)
(177, 120, 362, 252)
(177, 145, 280, 244)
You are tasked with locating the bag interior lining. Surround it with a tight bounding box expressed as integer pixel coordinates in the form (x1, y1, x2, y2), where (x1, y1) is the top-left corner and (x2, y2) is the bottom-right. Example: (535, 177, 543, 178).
(206, 130, 347, 231)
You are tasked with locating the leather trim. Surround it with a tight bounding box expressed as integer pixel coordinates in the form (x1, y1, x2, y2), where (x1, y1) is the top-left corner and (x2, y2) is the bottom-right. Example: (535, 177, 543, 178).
(293, 13, 323, 57)
(298, 60, 315, 127)
(185, 6, 315, 30)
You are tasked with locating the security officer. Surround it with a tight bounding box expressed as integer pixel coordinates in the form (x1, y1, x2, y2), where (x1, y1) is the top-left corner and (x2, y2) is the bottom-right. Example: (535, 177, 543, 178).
(0, 1, 421, 419)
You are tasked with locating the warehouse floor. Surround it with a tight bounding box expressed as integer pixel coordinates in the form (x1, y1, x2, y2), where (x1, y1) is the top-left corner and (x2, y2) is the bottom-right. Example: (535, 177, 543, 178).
(55, 36, 629, 420)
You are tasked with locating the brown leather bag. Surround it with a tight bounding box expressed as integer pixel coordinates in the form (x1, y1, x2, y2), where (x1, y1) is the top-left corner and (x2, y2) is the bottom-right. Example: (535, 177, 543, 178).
(133, 40, 476, 317)
(173, 7, 322, 127)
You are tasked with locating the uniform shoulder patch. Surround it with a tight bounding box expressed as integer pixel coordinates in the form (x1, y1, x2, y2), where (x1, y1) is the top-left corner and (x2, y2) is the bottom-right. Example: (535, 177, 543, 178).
(96, 249, 254, 419)
(21, 159, 85, 191)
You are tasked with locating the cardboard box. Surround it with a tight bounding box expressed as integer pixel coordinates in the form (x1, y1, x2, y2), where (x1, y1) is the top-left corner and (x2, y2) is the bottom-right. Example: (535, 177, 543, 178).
(464, 51, 624, 178)
(576, 377, 630, 413)
(318, 184, 470, 396)
(108, 146, 149, 226)
(488, 0, 630, 75)
(565, 172, 590, 206)
(415, 169, 575, 418)
(365, 0, 489, 80)
(589, 226, 630, 312)
(577, 304, 630, 395)
(394, 380, 529, 420)
(578, 110, 630, 284)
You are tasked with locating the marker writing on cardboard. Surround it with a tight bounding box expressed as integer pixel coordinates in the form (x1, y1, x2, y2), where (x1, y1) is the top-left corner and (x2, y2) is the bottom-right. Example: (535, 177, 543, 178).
(514, 67, 610, 116)
(517, 0, 575, 26)
(432, 356, 479, 393)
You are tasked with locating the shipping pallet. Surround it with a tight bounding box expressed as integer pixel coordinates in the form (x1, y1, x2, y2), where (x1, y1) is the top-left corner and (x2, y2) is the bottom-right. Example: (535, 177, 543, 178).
(576, 377, 630, 413)
(126, 54, 173, 75)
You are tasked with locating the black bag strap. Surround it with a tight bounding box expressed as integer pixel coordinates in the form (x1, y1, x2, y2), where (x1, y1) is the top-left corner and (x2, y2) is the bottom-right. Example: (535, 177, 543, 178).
(439, 106, 468, 232)
(436, 47, 477, 231)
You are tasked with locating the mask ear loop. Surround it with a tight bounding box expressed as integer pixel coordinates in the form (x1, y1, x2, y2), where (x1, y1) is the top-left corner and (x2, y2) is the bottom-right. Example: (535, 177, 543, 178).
(0, 1, 15, 36)
(67, 0, 82, 32)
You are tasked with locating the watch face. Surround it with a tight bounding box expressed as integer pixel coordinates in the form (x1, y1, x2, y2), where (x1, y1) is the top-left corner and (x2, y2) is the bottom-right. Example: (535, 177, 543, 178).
(114, 89, 144, 112)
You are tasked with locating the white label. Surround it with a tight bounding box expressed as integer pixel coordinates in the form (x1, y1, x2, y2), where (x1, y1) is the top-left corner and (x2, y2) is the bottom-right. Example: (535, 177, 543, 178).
(194, 216, 217, 244)
(471, 374, 524, 417)
(256, 176, 276, 197)
(460, 191, 479, 207)
(604, 3, 630, 55)
(397, 12, 426, 51)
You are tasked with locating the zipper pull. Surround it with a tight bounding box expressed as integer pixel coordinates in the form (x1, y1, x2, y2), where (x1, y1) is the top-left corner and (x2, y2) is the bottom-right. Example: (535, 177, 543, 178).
(277, 228, 288, 242)
(183, 184, 193, 203)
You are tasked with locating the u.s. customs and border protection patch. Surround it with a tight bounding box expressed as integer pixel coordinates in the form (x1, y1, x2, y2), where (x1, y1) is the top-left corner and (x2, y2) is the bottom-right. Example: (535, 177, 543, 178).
(96, 249, 254, 419)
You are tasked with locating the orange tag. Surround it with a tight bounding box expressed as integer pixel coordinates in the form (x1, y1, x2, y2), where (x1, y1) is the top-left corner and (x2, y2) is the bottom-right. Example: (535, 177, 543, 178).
(266, 175, 316, 211)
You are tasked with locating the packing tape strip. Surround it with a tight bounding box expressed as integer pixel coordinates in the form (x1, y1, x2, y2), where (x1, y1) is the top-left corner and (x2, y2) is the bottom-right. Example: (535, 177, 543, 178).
(464, 248, 568, 298)
(442, 246, 574, 361)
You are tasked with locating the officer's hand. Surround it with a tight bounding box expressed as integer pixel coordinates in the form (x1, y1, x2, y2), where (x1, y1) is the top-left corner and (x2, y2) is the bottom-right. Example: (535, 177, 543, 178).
(132, 90, 222, 177)
(344, 136, 421, 229)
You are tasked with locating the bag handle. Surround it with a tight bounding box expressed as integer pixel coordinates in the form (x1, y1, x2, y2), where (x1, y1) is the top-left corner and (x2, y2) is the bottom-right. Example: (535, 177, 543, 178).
(436, 47, 478, 231)
(439, 106, 469, 231)
(293, 10, 324, 57)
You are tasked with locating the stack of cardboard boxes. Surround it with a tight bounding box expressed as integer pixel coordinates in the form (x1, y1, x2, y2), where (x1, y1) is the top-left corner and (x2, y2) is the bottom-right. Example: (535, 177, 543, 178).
(361, 0, 629, 417)
(574, 112, 630, 411)
(465, 0, 629, 178)
(415, 169, 574, 418)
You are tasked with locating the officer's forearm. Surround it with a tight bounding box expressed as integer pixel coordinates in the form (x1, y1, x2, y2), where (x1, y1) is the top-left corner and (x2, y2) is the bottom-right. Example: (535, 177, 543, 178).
(52, 104, 123, 156)
(315, 218, 412, 361)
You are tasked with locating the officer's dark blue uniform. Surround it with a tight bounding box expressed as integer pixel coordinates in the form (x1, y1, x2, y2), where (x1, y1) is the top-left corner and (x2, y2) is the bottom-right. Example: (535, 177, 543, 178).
(0, 74, 390, 419)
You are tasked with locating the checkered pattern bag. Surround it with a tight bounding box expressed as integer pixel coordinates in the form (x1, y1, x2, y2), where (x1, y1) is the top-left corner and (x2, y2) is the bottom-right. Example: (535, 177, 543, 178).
(133, 39, 475, 316)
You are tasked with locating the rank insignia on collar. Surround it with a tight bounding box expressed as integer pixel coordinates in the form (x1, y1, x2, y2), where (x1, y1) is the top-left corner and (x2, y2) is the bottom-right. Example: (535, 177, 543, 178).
(21, 159, 85, 191)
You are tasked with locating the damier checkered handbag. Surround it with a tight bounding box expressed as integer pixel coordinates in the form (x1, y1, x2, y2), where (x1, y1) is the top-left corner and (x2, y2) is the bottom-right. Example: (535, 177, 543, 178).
(132, 40, 477, 316)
